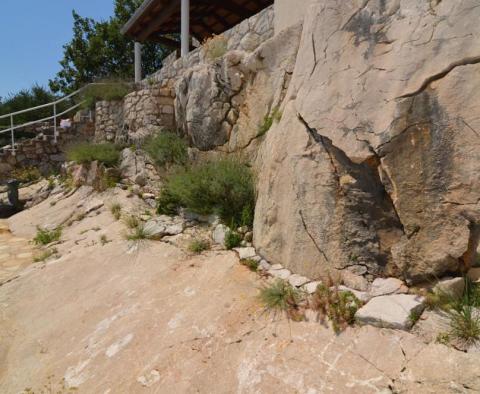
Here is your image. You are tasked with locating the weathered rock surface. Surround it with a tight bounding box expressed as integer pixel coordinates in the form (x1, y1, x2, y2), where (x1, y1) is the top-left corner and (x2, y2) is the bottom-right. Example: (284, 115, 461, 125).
(356, 294, 425, 330)
(254, 0, 480, 283)
(369, 277, 408, 297)
(2, 188, 480, 393)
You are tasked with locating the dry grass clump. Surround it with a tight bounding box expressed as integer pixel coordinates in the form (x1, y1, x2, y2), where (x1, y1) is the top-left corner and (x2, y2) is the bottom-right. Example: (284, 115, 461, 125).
(258, 279, 305, 322)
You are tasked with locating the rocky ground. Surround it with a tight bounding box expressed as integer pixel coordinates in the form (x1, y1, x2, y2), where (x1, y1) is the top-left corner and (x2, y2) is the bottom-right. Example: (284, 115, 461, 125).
(0, 185, 479, 393)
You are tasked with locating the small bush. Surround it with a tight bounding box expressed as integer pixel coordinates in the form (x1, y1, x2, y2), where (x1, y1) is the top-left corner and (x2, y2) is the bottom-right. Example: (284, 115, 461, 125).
(110, 203, 122, 220)
(80, 82, 131, 109)
(157, 188, 181, 215)
(258, 107, 282, 137)
(66, 143, 120, 167)
(241, 259, 258, 272)
(310, 283, 362, 333)
(203, 34, 228, 60)
(159, 158, 255, 227)
(188, 239, 210, 254)
(225, 230, 242, 250)
(143, 131, 188, 167)
(258, 279, 305, 321)
(123, 215, 140, 229)
(125, 223, 151, 242)
(33, 227, 62, 246)
(11, 166, 42, 184)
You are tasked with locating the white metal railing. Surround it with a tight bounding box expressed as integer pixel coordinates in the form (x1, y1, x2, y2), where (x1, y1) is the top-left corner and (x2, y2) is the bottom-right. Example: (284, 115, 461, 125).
(0, 84, 100, 155)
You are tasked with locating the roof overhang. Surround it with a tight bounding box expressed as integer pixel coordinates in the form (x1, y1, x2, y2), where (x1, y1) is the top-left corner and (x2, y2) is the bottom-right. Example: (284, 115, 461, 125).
(121, 0, 274, 43)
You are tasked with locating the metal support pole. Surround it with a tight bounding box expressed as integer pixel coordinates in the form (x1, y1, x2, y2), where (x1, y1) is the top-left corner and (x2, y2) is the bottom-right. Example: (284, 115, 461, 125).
(134, 42, 142, 83)
(181, 0, 190, 57)
(10, 115, 15, 155)
(53, 102, 57, 144)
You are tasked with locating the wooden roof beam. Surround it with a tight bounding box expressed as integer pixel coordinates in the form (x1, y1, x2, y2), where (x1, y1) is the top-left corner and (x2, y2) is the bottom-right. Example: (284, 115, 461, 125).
(138, 0, 179, 42)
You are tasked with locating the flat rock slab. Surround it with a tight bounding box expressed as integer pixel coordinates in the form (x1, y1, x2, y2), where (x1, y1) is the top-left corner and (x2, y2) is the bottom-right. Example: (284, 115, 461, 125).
(233, 247, 256, 260)
(356, 294, 426, 330)
(369, 278, 408, 297)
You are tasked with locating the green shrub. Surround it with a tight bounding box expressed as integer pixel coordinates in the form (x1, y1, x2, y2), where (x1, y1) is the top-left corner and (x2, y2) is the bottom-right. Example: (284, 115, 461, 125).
(241, 258, 258, 272)
(143, 131, 188, 167)
(258, 279, 305, 321)
(310, 284, 362, 333)
(159, 158, 255, 227)
(125, 223, 151, 242)
(258, 107, 282, 137)
(79, 82, 131, 109)
(11, 166, 42, 183)
(66, 142, 120, 167)
(33, 227, 62, 246)
(157, 188, 180, 215)
(225, 230, 242, 250)
(188, 239, 210, 254)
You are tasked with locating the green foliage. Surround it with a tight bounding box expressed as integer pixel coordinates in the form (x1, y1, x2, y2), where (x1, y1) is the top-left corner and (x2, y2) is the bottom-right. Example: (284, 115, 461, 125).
(258, 279, 305, 321)
(33, 227, 62, 246)
(49, 0, 170, 94)
(203, 34, 228, 60)
(310, 284, 362, 333)
(0, 84, 67, 131)
(157, 188, 180, 215)
(240, 259, 258, 272)
(66, 142, 120, 167)
(257, 107, 282, 137)
(143, 131, 188, 167)
(159, 158, 255, 227)
(125, 223, 151, 242)
(79, 82, 131, 109)
(225, 230, 242, 250)
(188, 239, 210, 254)
(448, 304, 480, 345)
(110, 203, 122, 220)
(11, 166, 42, 184)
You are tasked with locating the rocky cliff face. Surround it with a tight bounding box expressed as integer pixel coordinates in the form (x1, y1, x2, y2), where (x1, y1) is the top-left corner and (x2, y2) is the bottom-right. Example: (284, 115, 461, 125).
(254, 0, 480, 283)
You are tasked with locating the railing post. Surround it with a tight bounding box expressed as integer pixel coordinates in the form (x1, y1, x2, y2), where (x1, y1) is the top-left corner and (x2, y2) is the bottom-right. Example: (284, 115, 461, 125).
(53, 102, 57, 144)
(10, 114, 15, 155)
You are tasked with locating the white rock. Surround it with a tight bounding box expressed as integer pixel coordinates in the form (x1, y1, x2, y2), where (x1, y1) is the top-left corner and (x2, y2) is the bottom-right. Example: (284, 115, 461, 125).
(233, 247, 256, 260)
(258, 259, 271, 271)
(355, 294, 425, 330)
(303, 281, 322, 294)
(433, 277, 465, 299)
(369, 278, 408, 297)
(212, 224, 228, 246)
(269, 269, 291, 280)
(270, 264, 283, 270)
(338, 285, 371, 303)
(342, 271, 369, 291)
(142, 193, 156, 200)
(164, 222, 185, 236)
(251, 255, 262, 262)
(84, 199, 104, 214)
(288, 274, 310, 287)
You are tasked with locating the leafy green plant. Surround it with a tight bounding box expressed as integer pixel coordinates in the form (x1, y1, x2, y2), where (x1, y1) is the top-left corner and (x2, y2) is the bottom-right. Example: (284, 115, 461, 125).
(225, 230, 242, 250)
(143, 131, 188, 167)
(79, 82, 131, 109)
(11, 166, 42, 183)
(110, 203, 122, 220)
(125, 223, 151, 242)
(257, 107, 282, 137)
(310, 283, 362, 333)
(188, 239, 210, 254)
(241, 259, 258, 272)
(159, 158, 255, 227)
(203, 34, 228, 60)
(33, 227, 62, 246)
(66, 142, 120, 167)
(258, 279, 305, 321)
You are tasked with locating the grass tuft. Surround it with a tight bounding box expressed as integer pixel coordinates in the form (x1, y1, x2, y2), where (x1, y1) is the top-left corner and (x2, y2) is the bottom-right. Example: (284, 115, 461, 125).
(11, 166, 42, 184)
(241, 258, 258, 272)
(109, 203, 122, 220)
(66, 142, 120, 167)
(33, 248, 58, 263)
(33, 227, 62, 246)
(188, 239, 210, 254)
(225, 230, 242, 250)
(203, 34, 228, 60)
(258, 279, 305, 321)
(123, 214, 140, 229)
(257, 107, 282, 137)
(79, 82, 131, 109)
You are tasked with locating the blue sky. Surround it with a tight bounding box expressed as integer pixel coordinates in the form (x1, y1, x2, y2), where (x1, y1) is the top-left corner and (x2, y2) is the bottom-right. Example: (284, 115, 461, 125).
(0, 0, 114, 98)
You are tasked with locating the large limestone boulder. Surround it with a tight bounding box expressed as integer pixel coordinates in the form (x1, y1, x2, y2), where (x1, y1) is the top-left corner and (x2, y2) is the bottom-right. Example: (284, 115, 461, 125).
(254, 0, 480, 282)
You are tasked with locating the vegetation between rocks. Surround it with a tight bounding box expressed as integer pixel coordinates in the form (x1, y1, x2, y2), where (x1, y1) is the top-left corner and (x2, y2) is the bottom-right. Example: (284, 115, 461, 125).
(258, 279, 305, 322)
(157, 158, 255, 228)
(10, 166, 42, 184)
(33, 227, 62, 246)
(203, 34, 228, 60)
(79, 82, 131, 109)
(33, 248, 58, 263)
(240, 258, 258, 272)
(258, 107, 282, 137)
(225, 230, 243, 250)
(66, 142, 121, 167)
(143, 131, 188, 167)
(188, 239, 210, 254)
(109, 203, 122, 220)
